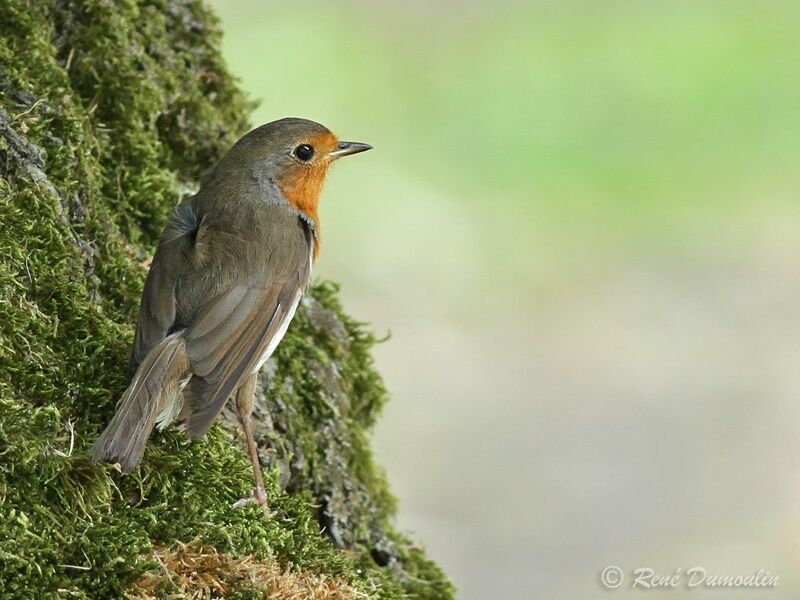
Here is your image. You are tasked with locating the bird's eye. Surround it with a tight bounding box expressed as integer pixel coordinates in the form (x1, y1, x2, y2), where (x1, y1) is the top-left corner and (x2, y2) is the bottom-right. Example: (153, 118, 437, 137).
(293, 144, 315, 162)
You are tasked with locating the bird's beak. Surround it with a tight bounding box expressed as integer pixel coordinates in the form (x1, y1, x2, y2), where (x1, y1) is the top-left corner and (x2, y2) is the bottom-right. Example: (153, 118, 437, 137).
(329, 141, 373, 160)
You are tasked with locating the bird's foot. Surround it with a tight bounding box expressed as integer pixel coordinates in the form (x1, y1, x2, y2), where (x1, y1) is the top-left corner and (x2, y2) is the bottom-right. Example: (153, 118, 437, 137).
(232, 486, 269, 509)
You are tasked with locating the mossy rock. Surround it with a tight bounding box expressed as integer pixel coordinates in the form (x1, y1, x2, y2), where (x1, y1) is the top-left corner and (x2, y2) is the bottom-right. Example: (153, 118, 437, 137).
(0, 1, 454, 598)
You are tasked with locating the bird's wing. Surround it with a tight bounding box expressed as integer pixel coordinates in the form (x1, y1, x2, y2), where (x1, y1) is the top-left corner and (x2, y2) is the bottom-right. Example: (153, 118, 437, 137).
(129, 200, 198, 376)
(179, 218, 313, 438)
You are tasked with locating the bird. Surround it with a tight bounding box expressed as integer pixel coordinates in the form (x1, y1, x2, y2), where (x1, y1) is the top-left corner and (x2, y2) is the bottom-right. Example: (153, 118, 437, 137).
(91, 117, 372, 505)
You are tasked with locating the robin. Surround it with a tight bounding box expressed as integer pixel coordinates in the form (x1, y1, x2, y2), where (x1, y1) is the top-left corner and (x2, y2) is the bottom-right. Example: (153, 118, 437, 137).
(91, 118, 371, 505)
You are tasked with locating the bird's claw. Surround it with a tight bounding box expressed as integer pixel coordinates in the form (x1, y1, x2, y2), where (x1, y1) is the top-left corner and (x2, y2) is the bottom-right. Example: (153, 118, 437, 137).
(232, 486, 269, 510)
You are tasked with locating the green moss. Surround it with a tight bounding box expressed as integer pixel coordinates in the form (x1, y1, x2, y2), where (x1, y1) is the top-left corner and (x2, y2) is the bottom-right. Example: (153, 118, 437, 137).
(0, 1, 453, 598)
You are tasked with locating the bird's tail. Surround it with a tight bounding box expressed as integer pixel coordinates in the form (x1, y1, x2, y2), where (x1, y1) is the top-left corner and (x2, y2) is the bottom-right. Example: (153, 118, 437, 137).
(91, 333, 189, 472)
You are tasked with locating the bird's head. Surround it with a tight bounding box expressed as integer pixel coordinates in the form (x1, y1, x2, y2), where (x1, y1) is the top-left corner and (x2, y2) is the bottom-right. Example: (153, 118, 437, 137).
(211, 118, 371, 231)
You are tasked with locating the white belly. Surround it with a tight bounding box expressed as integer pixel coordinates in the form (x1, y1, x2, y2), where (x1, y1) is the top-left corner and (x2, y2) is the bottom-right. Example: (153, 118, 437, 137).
(252, 289, 303, 373)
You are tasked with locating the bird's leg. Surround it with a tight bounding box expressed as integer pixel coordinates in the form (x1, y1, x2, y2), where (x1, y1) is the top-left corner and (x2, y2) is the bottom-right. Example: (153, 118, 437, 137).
(232, 373, 268, 508)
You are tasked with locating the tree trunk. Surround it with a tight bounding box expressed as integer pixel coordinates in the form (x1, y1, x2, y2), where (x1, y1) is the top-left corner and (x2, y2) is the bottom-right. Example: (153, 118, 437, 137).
(0, 1, 453, 598)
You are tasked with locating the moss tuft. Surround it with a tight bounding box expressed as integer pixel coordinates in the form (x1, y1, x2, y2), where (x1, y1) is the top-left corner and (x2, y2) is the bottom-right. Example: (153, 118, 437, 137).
(133, 541, 369, 599)
(0, 1, 453, 598)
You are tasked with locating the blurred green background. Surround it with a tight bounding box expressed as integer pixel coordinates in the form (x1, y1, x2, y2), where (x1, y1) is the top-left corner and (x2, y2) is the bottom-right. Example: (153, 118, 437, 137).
(207, 1, 800, 597)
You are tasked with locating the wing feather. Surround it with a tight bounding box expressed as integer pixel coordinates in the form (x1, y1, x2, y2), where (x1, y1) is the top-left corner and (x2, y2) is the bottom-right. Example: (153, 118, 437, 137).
(129, 199, 198, 375)
(182, 282, 301, 437)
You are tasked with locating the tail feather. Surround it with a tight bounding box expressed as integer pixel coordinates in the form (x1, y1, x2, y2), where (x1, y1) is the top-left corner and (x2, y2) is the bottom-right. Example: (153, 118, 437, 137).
(91, 333, 189, 472)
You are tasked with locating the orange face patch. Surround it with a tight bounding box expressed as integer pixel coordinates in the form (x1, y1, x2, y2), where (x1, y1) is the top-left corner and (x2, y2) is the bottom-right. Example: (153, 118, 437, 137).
(275, 132, 340, 260)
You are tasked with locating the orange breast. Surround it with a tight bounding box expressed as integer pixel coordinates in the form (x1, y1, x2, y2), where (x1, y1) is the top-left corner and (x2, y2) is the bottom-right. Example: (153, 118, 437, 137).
(278, 166, 325, 260)
(275, 132, 339, 261)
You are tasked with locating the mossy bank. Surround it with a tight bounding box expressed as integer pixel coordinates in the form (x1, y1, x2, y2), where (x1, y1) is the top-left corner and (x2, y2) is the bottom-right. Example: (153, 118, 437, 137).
(0, 1, 454, 598)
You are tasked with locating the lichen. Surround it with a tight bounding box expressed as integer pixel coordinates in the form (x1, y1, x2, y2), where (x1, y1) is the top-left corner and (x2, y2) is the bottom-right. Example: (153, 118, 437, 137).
(0, 1, 454, 599)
